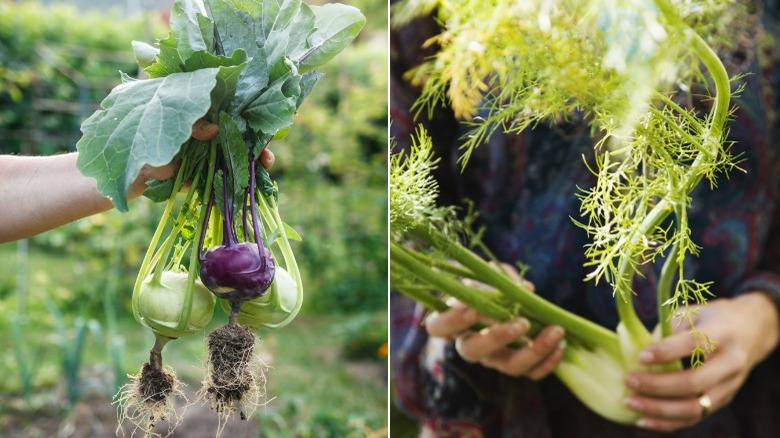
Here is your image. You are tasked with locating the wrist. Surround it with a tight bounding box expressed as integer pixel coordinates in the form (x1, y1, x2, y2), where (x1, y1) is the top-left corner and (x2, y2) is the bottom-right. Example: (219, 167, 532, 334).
(734, 292, 780, 361)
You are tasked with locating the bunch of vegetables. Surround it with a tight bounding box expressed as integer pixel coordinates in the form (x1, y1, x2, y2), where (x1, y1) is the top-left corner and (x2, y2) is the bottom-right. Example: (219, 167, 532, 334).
(75, 0, 364, 435)
(391, 0, 740, 423)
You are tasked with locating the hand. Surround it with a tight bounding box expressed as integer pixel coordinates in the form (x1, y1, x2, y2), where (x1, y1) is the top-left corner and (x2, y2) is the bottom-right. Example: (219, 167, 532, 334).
(624, 292, 780, 432)
(132, 120, 276, 193)
(425, 271, 566, 380)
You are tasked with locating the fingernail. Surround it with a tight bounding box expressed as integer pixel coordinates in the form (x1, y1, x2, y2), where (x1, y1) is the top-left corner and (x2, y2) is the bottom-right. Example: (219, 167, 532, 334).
(557, 339, 567, 350)
(635, 418, 651, 429)
(544, 326, 565, 346)
(625, 375, 640, 390)
(624, 397, 642, 411)
(508, 320, 528, 337)
(463, 308, 479, 323)
(638, 349, 654, 364)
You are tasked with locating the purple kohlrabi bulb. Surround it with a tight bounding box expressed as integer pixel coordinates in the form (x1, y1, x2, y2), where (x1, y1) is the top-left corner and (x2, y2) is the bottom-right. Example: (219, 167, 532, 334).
(199, 242, 275, 301)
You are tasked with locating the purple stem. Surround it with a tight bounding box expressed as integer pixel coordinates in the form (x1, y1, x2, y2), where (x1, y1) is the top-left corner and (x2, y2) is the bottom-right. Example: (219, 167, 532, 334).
(197, 188, 215, 262)
(249, 156, 265, 256)
(242, 187, 250, 241)
(221, 157, 236, 247)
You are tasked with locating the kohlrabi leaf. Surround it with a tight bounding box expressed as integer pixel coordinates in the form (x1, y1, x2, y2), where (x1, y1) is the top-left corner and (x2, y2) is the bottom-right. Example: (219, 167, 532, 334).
(258, 0, 315, 81)
(181, 49, 249, 111)
(169, 0, 213, 61)
(232, 54, 270, 113)
(298, 4, 365, 71)
(204, 0, 259, 58)
(131, 41, 160, 68)
(143, 178, 177, 202)
(242, 72, 301, 135)
(145, 33, 184, 78)
(76, 69, 221, 211)
(218, 112, 250, 203)
(296, 70, 323, 108)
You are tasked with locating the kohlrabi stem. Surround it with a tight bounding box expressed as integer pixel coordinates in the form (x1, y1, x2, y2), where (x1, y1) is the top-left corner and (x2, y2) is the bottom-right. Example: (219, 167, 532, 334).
(249, 157, 267, 253)
(407, 226, 621, 355)
(149, 333, 172, 371)
(131, 155, 189, 323)
(176, 140, 218, 332)
(256, 192, 303, 328)
(229, 300, 241, 327)
(242, 187, 250, 241)
(198, 187, 215, 258)
(221, 157, 236, 247)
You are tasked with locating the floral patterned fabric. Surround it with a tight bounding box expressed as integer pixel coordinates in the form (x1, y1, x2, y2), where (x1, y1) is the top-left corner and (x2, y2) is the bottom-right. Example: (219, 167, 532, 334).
(390, 2, 780, 437)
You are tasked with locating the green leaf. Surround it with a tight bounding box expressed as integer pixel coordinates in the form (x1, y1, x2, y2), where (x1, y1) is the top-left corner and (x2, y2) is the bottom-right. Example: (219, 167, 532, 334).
(296, 70, 323, 108)
(255, 165, 277, 199)
(242, 72, 301, 136)
(131, 41, 160, 68)
(143, 178, 176, 202)
(219, 111, 250, 206)
(298, 4, 365, 71)
(76, 69, 220, 211)
(204, 0, 259, 58)
(169, 0, 214, 61)
(145, 33, 184, 78)
(232, 53, 270, 113)
(283, 222, 302, 241)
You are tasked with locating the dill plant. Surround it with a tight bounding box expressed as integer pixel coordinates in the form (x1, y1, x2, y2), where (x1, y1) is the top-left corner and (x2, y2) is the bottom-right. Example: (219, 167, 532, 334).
(390, 0, 745, 423)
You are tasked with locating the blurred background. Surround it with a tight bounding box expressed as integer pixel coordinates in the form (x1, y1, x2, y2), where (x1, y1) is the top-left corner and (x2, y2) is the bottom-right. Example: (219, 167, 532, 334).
(0, 0, 388, 436)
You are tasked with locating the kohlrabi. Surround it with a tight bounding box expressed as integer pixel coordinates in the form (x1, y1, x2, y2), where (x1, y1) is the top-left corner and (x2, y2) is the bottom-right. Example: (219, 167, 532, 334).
(391, 0, 737, 424)
(76, 0, 364, 434)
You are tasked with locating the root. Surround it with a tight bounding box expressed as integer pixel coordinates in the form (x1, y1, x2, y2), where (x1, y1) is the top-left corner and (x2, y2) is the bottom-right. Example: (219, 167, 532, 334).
(199, 324, 269, 436)
(114, 362, 187, 438)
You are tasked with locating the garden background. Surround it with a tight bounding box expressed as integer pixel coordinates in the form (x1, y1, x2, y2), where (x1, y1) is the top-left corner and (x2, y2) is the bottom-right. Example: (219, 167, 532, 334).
(0, 0, 388, 436)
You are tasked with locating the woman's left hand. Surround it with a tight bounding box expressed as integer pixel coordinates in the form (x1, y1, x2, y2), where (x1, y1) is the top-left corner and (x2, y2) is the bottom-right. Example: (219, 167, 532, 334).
(623, 292, 780, 432)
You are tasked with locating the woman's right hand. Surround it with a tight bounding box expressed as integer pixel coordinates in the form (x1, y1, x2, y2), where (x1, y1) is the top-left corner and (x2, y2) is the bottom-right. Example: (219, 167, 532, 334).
(425, 277, 566, 380)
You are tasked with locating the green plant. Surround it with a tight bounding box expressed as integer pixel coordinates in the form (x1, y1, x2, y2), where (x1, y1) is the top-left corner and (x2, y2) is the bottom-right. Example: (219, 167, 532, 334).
(391, 0, 739, 423)
(46, 303, 102, 410)
(74, 0, 365, 434)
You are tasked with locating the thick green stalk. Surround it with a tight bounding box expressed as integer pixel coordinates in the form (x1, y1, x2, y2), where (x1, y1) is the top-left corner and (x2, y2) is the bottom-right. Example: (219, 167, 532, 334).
(407, 225, 621, 354)
(131, 157, 188, 323)
(175, 141, 217, 331)
(391, 241, 515, 322)
(613, 0, 731, 348)
(256, 192, 304, 328)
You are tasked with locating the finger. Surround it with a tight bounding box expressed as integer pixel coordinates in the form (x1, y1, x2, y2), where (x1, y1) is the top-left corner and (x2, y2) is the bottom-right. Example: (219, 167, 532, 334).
(425, 305, 480, 338)
(525, 345, 566, 380)
(191, 119, 219, 141)
(455, 319, 530, 362)
(480, 325, 565, 376)
(260, 148, 275, 170)
(636, 330, 698, 365)
(625, 395, 704, 423)
(634, 416, 699, 433)
(626, 352, 738, 398)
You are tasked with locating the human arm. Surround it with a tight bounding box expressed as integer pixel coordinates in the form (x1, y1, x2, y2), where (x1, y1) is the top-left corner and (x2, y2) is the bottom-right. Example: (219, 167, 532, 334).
(0, 120, 274, 243)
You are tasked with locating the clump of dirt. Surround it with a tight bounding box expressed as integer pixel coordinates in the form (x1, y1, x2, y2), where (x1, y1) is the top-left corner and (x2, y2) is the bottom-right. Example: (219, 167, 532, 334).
(199, 323, 268, 434)
(115, 362, 187, 438)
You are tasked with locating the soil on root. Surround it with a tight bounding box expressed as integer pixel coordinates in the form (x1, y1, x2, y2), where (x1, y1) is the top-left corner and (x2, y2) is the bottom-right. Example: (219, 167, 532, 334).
(115, 362, 186, 437)
(200, 323, 267, 429)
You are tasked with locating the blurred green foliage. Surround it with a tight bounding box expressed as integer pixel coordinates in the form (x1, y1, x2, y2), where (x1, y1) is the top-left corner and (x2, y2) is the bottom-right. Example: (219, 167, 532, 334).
(0, 1, 167, 154)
